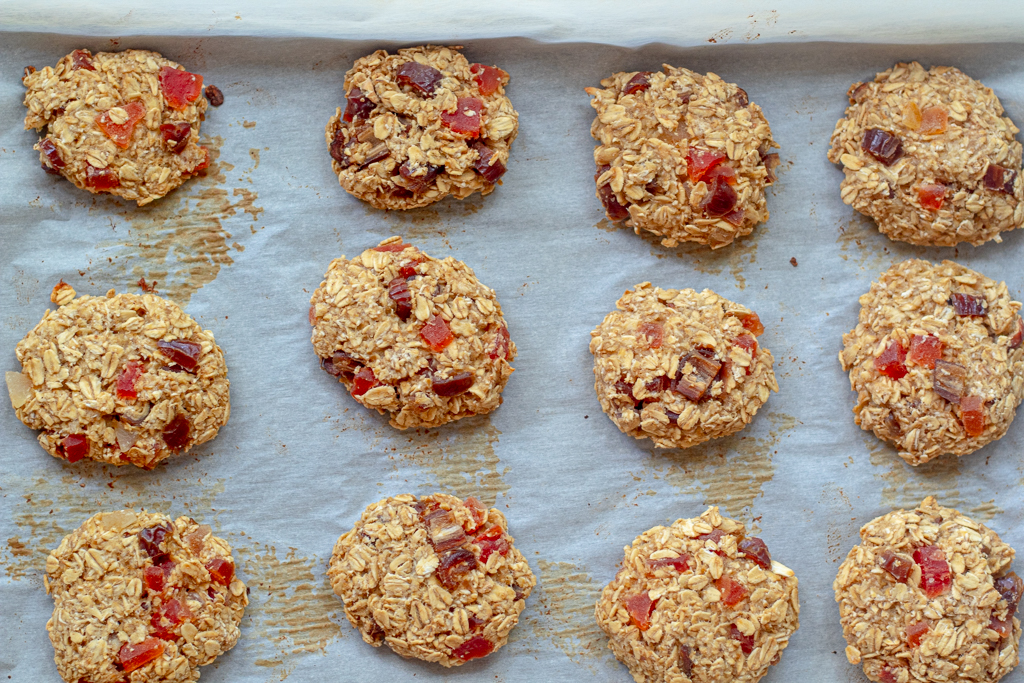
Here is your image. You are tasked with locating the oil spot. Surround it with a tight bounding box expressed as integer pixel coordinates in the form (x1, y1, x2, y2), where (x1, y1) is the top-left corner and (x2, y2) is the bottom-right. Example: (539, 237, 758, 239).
(249, 148, 261, 170)
(650, 227, 761, 290)
(242, 120, 257, 129)
(835, 212, 927, 275)
(595, 218, 625, 234)
(821, 484, 856, 564)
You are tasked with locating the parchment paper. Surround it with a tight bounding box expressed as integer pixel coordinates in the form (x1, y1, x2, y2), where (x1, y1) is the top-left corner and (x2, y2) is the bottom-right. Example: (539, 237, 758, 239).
(2, 24, 1024, 683)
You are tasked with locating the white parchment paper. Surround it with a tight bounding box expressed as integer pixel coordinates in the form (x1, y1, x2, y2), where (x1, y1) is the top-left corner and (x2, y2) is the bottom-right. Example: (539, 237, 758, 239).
(2, 19, 1024, 683)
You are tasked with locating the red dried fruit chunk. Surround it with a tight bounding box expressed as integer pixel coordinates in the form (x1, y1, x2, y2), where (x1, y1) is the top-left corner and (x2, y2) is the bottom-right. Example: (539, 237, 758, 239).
(960, 395, 986, 437)
(323, 350, 360, 378)
(995, 572, 1024, 613)
(723, 207, 746, 227)
(913, 546, 952, 598)
(436, 548, 477, 590)
(639, 322, 664, 349)
(420, 315, 454, 352)
(143, 565, 167, 593)
(626, 591, 657, 631)
(646, 375, 671, 393)
(738, 537, 771, 569)
(763, 152, 780, 184)
(152, 597, 191, 640)
(623, 71, 652, 95)
(984, 164, 1018, 194)
(119, 638, 164, 673)
(701, 177, 739, 217)
(470, 63, 507, 96)
(990, 615, 1013, 638)
(916, 183, 947, 211)
(686, 148, 727, 183)
(95, 101, 147, 149)
(160, 122, 191, 155)
(465, 497, 488, 530)
(596, 164, 630, 220)
(905, 620, 930, 647)
(116, 361, 144, 400)
(398, 160, 440, 193)
(907, 335, 942, 369)
(159, 66, 203, 111)
(433, 372, 474, 397)
(647, 553, 691, 573)
(615, 379, 636, 400)
(715, 575, 748, 607)
(679, 644, 693, 676)
(729, 624, 755, 655)
(932, 359, 966, 402)
(949, 293, 987, 317)
(441, 97, 483, 137)
(190, 146, 210, 175)
(740, 312, 764, 337)
(490, 325, 511, 361)
(735, 334, 757, 356)
(162, 414, 190, 451)
(205, 557, 234, 585)
(874, 340, 908, 380)
(861, 128, 903, 166)
(138, 523, 172, 557)
(705, 163, 737, 185)
(343, 87, 375, 123)
(920, 106, 948, 135)
(673, 352, 722, 401)
(62, 433, 89, 462)
(880, 549, 913, 583)
(388, 277, 413, 321)
(71, 49, 95, 71)
(879, 667, 899, 683)
(424, 508, 467, 552)
(156, 339, 201, 371)
(373, 241, 412, 253)
(475, 527, 509, 563)
(39, 139, 66, 171)
(473, 141, 506, 183)
(397, 61, 443, 96)
(698, 529, 727, 556)
(453, 635, 494, 661)
(85, 164, 120, 190)
(1010, 318, 1024, 349)
(351, 367, 380, 397)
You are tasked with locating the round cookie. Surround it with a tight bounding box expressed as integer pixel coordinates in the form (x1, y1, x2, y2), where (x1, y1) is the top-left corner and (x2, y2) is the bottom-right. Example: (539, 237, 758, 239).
(326, 45, 517, 210)
(839, 259, 1024, 465)
(828, 61, 1024, 246)
(834, 497, 1023, 683)
(7, 282, 230, 468)
(590, 283, 777, 449)
(595, 506, 799, 683)
(585, 66, 779, 249)
(45, 510, 247, 683)
(309, 237, 515, 429)
(22, 49, 211, 205)
(327, 493, 535, 666)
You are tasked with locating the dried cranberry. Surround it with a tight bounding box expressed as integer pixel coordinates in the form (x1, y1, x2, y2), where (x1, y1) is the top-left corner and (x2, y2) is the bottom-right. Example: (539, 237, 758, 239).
(119, 638, 164, 673)
(96, 101, 147, 149)
(701, 177, 739, 217)
(351, 367, 380, 397)
(396, 61, 443, 96)
(623, 71, 652, 95)
(71, 49, 95, 71)
(949, 293, 987, 317)
(204, 85, 224, 106)
(160, 122, 191, 155)
(686, 148, 727, 183)
(738, 537, 771, 569)
(763, 152, 780, 184)
(615, 379, 637, 400)
(398, 160, 440, 193)
(647, 553, 691, 573)
(205, 557, 234, 585)
(672, 352, 722, 401)
(489, 325, 511, 360)
(907, 335, 942, 369)
(913, 546, 951, 598)
(162, 414, 191, 451)
(960, 395, 986, 437)
(933, 359, 967, 402)
(343, 87, 375, 122)
(452, 635, 493, 661)
(916, 183, 947, 211)
(983, 164, 1017, 194)
(472, 142, 506, 183)
(61, 433, 89, 462)
(729, 624, 754, 654)
(905, 621, 929, 647)
(157, 339, 201, 372)
(433, 372, 474, 397)
(861, 128, 903, 166)
(420, 315, 454, 352)
(879, 549, 913, 583)
(39, 139, 65, 171)
(117, 361, 144, 399)
(874, 341, 908, 380)
(470, 64, 507, 96)
(138, 523, 173, 557)
(626, 591, 657, 631)
(995, 572, 1024, 614)
(436, 548, 477, 589)
(715, 575, 748, 607)
(596, 164, 630, 220)
(387, 277, 413, 321)
(441, 97, 483, 137)
(85, 164, 119, 191)
(159, 66, 203, 111)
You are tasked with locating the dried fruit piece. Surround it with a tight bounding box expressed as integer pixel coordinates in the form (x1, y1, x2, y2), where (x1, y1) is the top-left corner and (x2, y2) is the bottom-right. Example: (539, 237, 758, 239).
(919, 106, 948, 135)
(596, 164, 630, 220)
(647, 553, 691, 573)
(162, 414, 190, 452)
(436, 548, 477, 589)
(151, 597, 191, 640)
(874, 340, 908, 380)
(138, 523, 173, 557)
(489, 325, 511, 360)
(902, 101, 922, 130)
(39, 139, 66, 171)
(373, 241, 412, 253)
(157, 339, 201, 372)
(697, 529, 727, 556)
(879, 550, 913, 583)
(343, 87, 375, 123)
(189, 147, 210, 175)
(143, 565, 168, 593)
(420, 315, 454, 352)
(159, 66, 203, 110)
(879, 667, 899, 683)
(387, 277, 413, 321)
(645, 375, 671, 394)
(475, 525, 509, 563)
(472, 141, 506, 183)
(700, 177, 738, 217)
(623, 71, 652, 95)
(949, 293, 987, 317)
(95, 101, 147, 149)
(639, 322, 664, 348)
(739, 312, 765, 337)
(117, 361, 144, 399)
(995, 572, 1024, 613)
(453, 635, 493, 661)
(464, 497, 488, 530)
(160, 122, 192, 154)
(351, 367, 380, 397)
(932, 359, 966, 402)
(714, 575, 748, 607)
(960, 395, 986, 437)
(905, 620, 929, 647)
(470, 64, 507, 96)
(679, 645, 693, 676)
(119, 638, 164, 673)
(397, 61, 443, 96)
(204, 85, 224, 106)
(686, 148, 727, 183)
(433, 372, 474, 397)
(61, 433, 89, 462)
(983, 164, 1018, 194)
(705, 163, 737, 185)
(763, 152, 780, 184)
(738, 537, 771, 569)
(626, 591, 657, 631)
(735, 334, 757, 357)
(916, 183, 947, 211)
(441, 97, 483, 137)
(71, 49, 95, 71)
(205, 557, 234, 585)
(907, 335, 942, 369)
(913, 546, 952, 598)
(398, 160, 440, 193)
(723, 207, 746, 226)
(990, 615, 1013, 638)
(1010, 318, 1024, 349)
(729, 624, 755, 654)
(323, 350, 360, 378)
(861, 128, 903, 166)
(672, 352, 722, 401)
(424, 508, 467, 552)
(85, 164, 119, 190)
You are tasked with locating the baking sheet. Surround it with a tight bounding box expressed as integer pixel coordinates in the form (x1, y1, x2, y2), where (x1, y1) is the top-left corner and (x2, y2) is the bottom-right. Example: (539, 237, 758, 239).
(2, 30, 1024, 683)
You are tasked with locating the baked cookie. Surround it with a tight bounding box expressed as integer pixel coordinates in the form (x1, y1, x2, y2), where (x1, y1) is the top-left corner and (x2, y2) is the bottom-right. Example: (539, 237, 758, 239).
(828, 61, 1023, 246)
(839, 259, 1024, 465)
(326, 45, 517, 210)
(590, 283, 776, 449)
(586, 67, 779, 249)
(834, 497, 1023, 683)
(309, 237, 515, 429)
(45, 510, 247, 683)
(327, 493, 535, 666)
(595, 506, 799, 683)
(7, 282, 230, 468)
(22, 49, 210, 205)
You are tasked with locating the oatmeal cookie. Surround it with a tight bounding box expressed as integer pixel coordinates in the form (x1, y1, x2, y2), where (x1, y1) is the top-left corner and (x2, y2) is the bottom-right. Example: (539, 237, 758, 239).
(7, 282, 230, 468)
(834, 497, 1022, 683)
(586, 67, 779, 249)
(828, 61, 1023, 246)
(309, 237, 515, 429)
(326, 45, 517, 210)
(590, 283, 777, 449)
(23, 49, 211, 205)
(595, 506, 799, 683)
(327, 493, 535, 666)
(839, 259, 1024, 465)
(45, 510, 247, 683)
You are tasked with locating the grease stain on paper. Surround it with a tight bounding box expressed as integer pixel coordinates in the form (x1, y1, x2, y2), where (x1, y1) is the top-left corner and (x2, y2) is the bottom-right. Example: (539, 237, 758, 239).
(835, 213, 928, 276)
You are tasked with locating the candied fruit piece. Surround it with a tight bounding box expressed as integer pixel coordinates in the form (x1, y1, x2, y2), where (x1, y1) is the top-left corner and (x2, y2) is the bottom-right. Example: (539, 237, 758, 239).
(159, 66, 203, 111)
(119, 638, 164, 673)
(905, 621, 929, 647)
(71, 49, 95, 71)
(144, 565, 168, 593)
(189, 146, 210, 175)
(672, 352, 722, 401)
(879, 549, 913, 583)
(453, 635, 494, 661)
(874, 340, 908, 380)
(763, 152, 780, 184)
(343, 87, 375, 123)
(1010, 318, 1023, 349)
(705, 163, 737, 185)
(700, 177, 738, 217)
(151, 597, 191, 640)
(436, 548, 477, 589)
(433, 372, 474, 397)
(738, 537, 771, 569)
(686, 148, 727, 183)
(623, 71, 652, 95)
(472, 141, 506, 183)
(138, 523, 173, 557)
(729, 624, 755, 655)
(117, 361, 144, 400)
(949, 292, 987, 317)
(398, 160, 440, 193)
(714, 575, 748, 607)
(698, 529, 727, 556)
(351, 367, 380, 397)
(916, 183, 946, 211)
(162, 414, 191, 451)
(879, 667, 899, 683)
(639, 322, 664, 348)
(489, 325, 511, 361)
(156, 339, 201, 372)
(647, 553, 691, 573)
(470, 63, 508, 96)
(397, 61, 443, 96)
(723, 207, 745, 227)
(420, 315, 454, 352)
(465, 497, 488, 530)
(913, 546, 951, 598)
(475, 528, 509, 563)
(932, 359, 966, 402)
(984, 164, 1018, 194)
(61, 433, 89, 462)
(739, 312, 764, 337)
(990, 615, 1013, 638)
(735, 334, 757, 356)
(441, 97, 483, 137)
(424, 508, 467, 552)
(160, 122, 191, 155)
(85, 164, 119, 190)
(679, 644, 693, 676)
(862, 128, 903, 166)
(626, 591, 657, 631)
(995, 572, 1024, 613)
(388, 277, 413, 321)
(902, 101, 922, 130)
(920, 106, 948, 135)
(205, 557, 234, 585)
(960, 395, 985, 437)
(907, 335, 942, 369)
(373, 241, 412, 253)
(39, 139, 66, 172)
(95, 101, 147, 149)
(596, 164, 630, 221)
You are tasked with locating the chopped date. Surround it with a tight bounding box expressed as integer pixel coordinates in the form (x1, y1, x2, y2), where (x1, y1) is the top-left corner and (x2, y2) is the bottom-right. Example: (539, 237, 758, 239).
(913, 546, 951, 598)
(645, 375, 671, 394)
(861, 128, 903, 166)
(396, 61, 443, 96)
(949, 292, 987, 317)
(452, 635, 493, 661)
(623, 71, 652, 95)
(398, 160, 440, 192)
(157, 339, 201, 372)
(995, 572, 1024, 613)
(626, 591, 656, 631)
(959, 395, 985, 437)
(160, 122, 192, 154)
(729, 624, 754, 654)
(85, 164, 119, 190)
(424, 508, 467, 552)
(679, 644, 693, 676)
(732, 87, 749, 107)
(879, 549, 913, 583)
(597, 181, 630, 221)
(990, 615, 1013, 639)
(39, 139, 65, 172)
(905, 621, 929, 647)
(647, 553, 691, 573)
(323, 350, 360, 378)
(71, 49, 96, 71)
(738, 537, 771, 569)
(162, 414, 191, 451)
(387, 277, 413, 321)
(343, 87, 375, 122)
(762, 152, 780, 184)
(672, 352, 722, 401)
(874, 340, 907, 380)
(984, 164, 1018, 194)
(138, 522, 173, 557)
(61, 433, 89, 462)
(436, 548, 477, 590)
(489, 325, 511, 360)
(470, 63, 507, 96)
(1010, 318, 1024, 349)
(433, 372, 474, 397)
(932, 359, 966, 402)
(472, 142, 506, 183)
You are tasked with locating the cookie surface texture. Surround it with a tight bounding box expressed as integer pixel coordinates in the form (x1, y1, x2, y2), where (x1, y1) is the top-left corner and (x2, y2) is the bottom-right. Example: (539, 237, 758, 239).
(834, 497, 1022, 683)
(828, 61, 1023, 246)
(327, 493, 536, 666)
(45, 510, 247, 683)
(8, 283, 230, 468)
(839, 259, 1024, 465)
(309, 237, 515, 429)
(326, 45, 517, 210)
(595, 506, 799, 683)
(590, 283, 776, 448)
(586, 66, 779, 248)
(23, 49, 210, 205)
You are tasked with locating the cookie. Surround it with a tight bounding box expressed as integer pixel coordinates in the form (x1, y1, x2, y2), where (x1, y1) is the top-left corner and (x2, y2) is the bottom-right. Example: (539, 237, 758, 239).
(590, 283, 776, 449)
(327, 493, 535, 666)
(326, 45, 517, 210)
(7, 282, 230, 468)
(585, 67, 779, 249)
(22, 49, 210, 205)
(45, 510, 247, 683)
(595, 506, 799, 683)
(834, 497, 1022, 683)
(309, 237, 515, 429)
(839, 259, 1024, 465)
(828, 61, 1024, 246)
